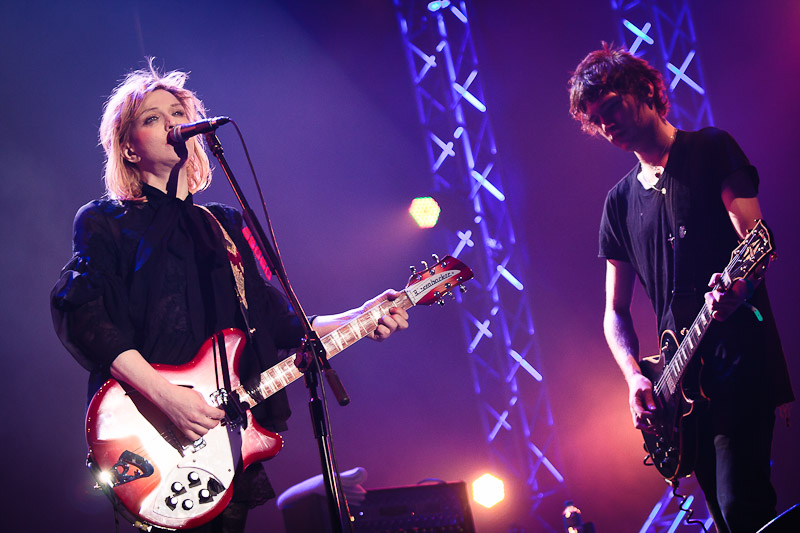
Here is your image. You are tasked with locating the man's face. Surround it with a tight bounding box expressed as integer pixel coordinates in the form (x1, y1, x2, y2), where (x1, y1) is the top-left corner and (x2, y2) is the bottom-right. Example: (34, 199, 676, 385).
(584, 91, 651, 152)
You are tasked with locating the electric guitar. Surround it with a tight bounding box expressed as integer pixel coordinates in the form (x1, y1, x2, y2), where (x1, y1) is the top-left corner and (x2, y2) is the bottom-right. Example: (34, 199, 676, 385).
(639, 220, 775, 482)
(85, 255, 473, 530)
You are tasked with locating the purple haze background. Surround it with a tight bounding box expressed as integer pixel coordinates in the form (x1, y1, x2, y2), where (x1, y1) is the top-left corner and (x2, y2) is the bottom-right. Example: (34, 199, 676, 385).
(0, 1, 797, 531)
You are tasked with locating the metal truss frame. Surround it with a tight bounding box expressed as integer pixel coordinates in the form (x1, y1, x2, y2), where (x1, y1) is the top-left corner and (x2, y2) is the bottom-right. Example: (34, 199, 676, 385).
(393, 1, 565, 529)
(612, 0, 715, 130)
(638, 478, 714, 533)
(612, 1, 715, 529)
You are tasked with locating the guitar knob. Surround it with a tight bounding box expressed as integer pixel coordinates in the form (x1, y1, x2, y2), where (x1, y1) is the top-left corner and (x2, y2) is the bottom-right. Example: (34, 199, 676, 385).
(165, 496, 178, 510)
(182, 499, 194, 510)
(199, 489, 212, 503)
(171, 482, 185, 494)
(188, 471, 201, 487)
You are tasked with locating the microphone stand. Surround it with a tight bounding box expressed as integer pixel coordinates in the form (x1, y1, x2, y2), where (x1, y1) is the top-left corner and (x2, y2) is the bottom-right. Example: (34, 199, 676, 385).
(204, 131, 353, 533)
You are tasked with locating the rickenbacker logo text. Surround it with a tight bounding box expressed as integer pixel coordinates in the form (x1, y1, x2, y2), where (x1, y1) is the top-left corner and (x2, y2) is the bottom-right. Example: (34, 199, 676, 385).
(409, 270, 457, 301)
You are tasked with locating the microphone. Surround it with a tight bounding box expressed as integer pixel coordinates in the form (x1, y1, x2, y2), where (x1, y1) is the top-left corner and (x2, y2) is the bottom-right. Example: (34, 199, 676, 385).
(167, 116, 230, 143)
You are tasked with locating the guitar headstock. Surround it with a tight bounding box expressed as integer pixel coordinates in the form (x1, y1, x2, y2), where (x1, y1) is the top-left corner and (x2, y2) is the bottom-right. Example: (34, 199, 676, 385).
(725, 219, 776, 285)
(405, 254, 474, 306)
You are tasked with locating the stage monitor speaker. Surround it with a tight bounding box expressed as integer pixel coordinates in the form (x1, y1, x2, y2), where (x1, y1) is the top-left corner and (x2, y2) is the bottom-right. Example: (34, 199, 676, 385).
(279, 481, 476, 533)
(352, 481, 475, 532)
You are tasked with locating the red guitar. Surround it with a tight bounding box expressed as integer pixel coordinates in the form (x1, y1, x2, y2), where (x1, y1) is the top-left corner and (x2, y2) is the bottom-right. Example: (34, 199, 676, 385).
(85, 255, 473, 530)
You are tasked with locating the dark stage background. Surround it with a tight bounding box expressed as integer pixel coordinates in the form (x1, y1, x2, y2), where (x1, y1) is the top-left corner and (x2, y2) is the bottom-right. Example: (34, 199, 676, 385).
(1, 1, 797, 531)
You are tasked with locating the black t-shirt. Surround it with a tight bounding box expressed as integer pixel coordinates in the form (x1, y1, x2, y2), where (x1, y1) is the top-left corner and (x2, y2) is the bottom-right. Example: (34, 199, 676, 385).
(51, 184, 302, 430)
(599, 128, 793, 406)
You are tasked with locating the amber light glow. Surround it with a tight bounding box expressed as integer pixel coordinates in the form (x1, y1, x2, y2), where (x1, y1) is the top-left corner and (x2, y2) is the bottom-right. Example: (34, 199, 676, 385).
(472, 473, 504, 508)
(408, 197, 441, 228)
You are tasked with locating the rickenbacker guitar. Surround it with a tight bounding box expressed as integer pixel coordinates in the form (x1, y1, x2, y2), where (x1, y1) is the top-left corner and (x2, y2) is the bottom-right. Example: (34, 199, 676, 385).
(639, 220, 775, 482)
(85, 255, 473, 530)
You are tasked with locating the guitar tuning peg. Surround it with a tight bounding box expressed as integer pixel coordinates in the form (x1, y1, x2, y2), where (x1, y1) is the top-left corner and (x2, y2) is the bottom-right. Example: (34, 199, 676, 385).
(421, 260, 428, 269)
(459, 285, 467, 293)
(437, 299, 446, 306)
(431, 253, 440, 263)
(409, 265, 417, 275)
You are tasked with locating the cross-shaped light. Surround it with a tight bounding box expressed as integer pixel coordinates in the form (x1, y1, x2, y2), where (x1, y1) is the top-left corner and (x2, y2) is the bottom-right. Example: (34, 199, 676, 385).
(668, 50, 705, 94)
(623, 19, 653, 55)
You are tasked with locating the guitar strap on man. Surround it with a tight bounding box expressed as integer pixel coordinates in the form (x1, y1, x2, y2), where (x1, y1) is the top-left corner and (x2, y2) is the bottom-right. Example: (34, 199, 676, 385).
(665, 169, 698, 335)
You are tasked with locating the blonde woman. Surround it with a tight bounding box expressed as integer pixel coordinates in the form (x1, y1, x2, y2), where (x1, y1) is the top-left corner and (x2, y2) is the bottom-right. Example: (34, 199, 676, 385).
(52, 61, 408, 532)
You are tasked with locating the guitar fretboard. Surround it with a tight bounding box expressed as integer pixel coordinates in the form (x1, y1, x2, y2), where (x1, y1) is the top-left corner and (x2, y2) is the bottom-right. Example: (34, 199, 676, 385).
(656, 303, 713, 399)
(654, 220, 773, 400)
(234, 293, 413, 408)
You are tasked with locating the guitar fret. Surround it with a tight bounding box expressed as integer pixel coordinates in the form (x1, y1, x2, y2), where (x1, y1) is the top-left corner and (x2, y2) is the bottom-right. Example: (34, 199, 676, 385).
(327, 330, 346, 353)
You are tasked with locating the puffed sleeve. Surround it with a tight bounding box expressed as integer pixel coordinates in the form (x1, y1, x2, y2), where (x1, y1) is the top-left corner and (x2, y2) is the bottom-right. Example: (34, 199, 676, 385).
(51, 201, 136, 372)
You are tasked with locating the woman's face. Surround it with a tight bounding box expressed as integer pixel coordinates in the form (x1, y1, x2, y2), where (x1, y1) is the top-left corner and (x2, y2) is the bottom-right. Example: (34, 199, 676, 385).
(124, 89, 190, 176)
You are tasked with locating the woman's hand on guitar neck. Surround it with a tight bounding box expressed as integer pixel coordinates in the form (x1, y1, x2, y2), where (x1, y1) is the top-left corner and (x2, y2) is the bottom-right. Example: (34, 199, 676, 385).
(627, 372, 658, 433)
(311, 289, 410, 342)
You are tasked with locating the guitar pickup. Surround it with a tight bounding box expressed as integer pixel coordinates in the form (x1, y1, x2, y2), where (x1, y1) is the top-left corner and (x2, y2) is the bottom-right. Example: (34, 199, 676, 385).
(210, 389, 245, 427)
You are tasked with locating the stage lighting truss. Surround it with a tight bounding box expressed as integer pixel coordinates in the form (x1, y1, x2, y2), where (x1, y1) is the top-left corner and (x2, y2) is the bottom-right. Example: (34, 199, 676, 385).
(612, 0, 714, 130)
(394, 1, 566, 528)
(639, 477, 714, 533)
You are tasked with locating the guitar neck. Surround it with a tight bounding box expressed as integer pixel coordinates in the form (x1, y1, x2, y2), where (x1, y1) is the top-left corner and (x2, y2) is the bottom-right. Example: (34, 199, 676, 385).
(657, 302, 714, 398)
(235, 293, 413, 408)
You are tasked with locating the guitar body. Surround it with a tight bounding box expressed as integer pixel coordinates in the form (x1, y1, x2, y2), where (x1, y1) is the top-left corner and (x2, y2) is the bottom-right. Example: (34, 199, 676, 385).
(639, 329, 704, 482)
(633, 221, 776, 483)
(85, 328, 283, 530)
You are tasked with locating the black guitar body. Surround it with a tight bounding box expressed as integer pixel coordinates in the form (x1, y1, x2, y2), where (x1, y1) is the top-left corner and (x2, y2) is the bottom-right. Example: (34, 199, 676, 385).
(639, 329, 706, 482)
(633, 220, 775, 484)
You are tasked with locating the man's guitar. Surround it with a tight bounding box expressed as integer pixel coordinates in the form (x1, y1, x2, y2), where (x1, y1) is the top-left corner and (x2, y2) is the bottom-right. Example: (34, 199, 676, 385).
(85, 255, 472, 530)
(639, 220, 775, 482)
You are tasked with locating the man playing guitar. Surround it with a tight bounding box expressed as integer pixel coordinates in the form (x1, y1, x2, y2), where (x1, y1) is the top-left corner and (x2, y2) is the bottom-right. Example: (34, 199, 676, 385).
(567, 44, 793, 532)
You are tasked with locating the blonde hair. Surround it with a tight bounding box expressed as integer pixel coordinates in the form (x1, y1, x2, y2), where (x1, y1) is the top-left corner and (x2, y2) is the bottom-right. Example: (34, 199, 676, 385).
(99, 59, 212, 200)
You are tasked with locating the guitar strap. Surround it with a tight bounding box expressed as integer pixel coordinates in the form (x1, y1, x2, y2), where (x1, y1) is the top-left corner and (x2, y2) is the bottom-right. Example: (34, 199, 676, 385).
(197, 205, 255, 338)
(214, 331, 233, 393)
(664, 159, 698, 332)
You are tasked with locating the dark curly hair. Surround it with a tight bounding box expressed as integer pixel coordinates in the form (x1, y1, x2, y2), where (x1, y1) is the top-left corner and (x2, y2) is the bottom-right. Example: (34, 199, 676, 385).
(568, 43, 669, 134)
